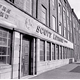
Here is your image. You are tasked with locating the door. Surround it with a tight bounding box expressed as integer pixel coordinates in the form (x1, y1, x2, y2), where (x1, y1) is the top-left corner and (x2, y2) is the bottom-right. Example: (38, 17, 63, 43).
(21, 38, 30, 76)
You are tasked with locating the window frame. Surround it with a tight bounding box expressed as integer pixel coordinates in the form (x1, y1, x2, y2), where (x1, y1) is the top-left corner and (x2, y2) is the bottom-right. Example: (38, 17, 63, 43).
(6, 0, 14, 3)
(25, 0, 32, 15)
(56, 45, 59, 60)
(47, 42, 51, 61)
(59, 46, 62, 59)
(52, 43, 55, 60)
(52, 15, 56, 31)
(41, 5, 47, 25)
(0, 28, 12, 65)
(40, 40, 45, 61)
(52, 0, 55, 10)
(63, 7, 67, 38)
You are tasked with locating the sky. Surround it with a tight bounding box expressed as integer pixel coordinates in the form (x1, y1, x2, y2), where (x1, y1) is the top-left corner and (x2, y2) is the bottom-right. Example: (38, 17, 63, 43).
(68, 0, 80, 19)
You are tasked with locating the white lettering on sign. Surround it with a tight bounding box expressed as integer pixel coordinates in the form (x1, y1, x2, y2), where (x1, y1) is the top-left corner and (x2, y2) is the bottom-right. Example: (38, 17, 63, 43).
(36, 26, 52, 38)
(36, 26, 68, 43)
(53, 34, 67, 43)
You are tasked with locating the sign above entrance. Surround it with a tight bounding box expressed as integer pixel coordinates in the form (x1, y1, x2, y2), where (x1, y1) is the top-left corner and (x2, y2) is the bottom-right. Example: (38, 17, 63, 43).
(23, 16, 72, 48)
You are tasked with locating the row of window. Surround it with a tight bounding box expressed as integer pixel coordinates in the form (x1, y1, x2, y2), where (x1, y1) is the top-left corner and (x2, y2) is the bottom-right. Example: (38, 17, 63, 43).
(5, 0, 74, 42)
(58, 0, 73, 42)
(40, 40, 74, 61)
(0, 27, 74, 65)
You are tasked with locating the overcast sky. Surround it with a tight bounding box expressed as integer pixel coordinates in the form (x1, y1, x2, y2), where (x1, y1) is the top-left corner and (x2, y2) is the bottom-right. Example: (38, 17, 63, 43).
(68, 0, 80, 19)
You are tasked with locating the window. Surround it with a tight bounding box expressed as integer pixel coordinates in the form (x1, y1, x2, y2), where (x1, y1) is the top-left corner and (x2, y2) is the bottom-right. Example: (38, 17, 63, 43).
(47, 42, 51, 60)
(59, 46, 62, 59)
(63, 7, 67, 38)
(71, 49, 74, 58)
(58, 0, 62, 35)
(58, 0, 62, 20)
(67, 48, 71, 58)
(65, 48, 67, 59)
(70, 16, 72, 42)
(67, 10, 72, 41)
(52, 0, 55, 9)
(67, 17, 70, 40)
(59, 21, 62, 35)
(24, 0, 32, 15)
(52, 44, 55, 60)
(40, 40, 45, 61)
(0, 28, 11, 65)
(52, 16, 56, 31)
(64, 28, 66, 38)
(56, 45, 59, 59)
(41, 5, 47, 24)
(66, 48, 68, 58)
(63, 47, 65, 59)
(6, 0, 14, 3)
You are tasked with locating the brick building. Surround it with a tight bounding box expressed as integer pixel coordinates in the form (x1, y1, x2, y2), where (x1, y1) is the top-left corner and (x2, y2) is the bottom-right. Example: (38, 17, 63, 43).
(0, 0, 80, 79)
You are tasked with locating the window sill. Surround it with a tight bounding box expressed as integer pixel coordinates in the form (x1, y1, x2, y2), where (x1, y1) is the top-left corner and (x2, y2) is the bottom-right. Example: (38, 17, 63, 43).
(0, 63, 11, 69)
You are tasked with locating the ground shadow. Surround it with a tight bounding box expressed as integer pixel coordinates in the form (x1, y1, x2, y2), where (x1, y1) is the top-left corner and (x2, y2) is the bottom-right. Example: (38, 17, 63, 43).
(70, 66, 80, 73)
(75, 63, 80, 64)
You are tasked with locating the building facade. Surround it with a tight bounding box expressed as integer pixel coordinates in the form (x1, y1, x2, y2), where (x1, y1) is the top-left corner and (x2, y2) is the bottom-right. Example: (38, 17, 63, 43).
(0, 0, 79, 79)
(72, 9, 80, 61)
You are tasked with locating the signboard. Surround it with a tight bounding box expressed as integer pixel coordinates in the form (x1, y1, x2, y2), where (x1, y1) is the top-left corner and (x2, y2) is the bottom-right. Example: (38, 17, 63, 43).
(0, 0, 73, 49)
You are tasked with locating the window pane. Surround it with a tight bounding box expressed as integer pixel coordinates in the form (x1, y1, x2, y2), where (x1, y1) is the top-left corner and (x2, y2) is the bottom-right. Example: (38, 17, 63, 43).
(2, 31, 7, 38)
(47, 42, 51, 60)
(56, 45, 59, 59)
(41, 6, 47, 24)
(59, 22, 61, 34)
(52, 16, 56, 31)
(52, 44, 55, 60)
(60, 46, 62, 59)
(8, 39, 11, 47)
(40, 40, 45, 61)
(0, 30, 2, 37)
(0, 37, 2, 45)
(63, 47, 65, 59)
(41, 12, 46, 19)
(25, 0, 32, 15)
(0, 56, 6, 64)
(41, 18, 46, 24)
(2, 38, 7, 46)
(5, 0, 13, 3)
(42, 6, 46, 13)
(52, 0, 55, 9)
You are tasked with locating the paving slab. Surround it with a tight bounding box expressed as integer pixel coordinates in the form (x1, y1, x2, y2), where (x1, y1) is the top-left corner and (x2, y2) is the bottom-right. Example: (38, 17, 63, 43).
(30, 61, 80, 79)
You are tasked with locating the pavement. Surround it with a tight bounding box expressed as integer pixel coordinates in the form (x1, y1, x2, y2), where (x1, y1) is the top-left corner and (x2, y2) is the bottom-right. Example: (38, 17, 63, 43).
(30, 60, 80, 79)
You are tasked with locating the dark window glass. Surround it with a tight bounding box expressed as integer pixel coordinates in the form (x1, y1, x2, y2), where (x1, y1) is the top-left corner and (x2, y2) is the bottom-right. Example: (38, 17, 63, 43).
(40, 40, 45, 61)
(47, 42, 51, 60)
(63, 47, 65, 59)
(0, 27, 11, 65)
(41, 5, 47, 25)
(56, 45, 59, 59)
(60, 46, 62, 59)
(52, 44, 55, 60)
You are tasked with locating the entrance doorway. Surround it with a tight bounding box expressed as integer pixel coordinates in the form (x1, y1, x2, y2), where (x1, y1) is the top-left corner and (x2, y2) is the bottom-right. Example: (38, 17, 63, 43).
(21, 35, 37, 77)
(21, 35, 33, 77)
(21, 38, 30, 76)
